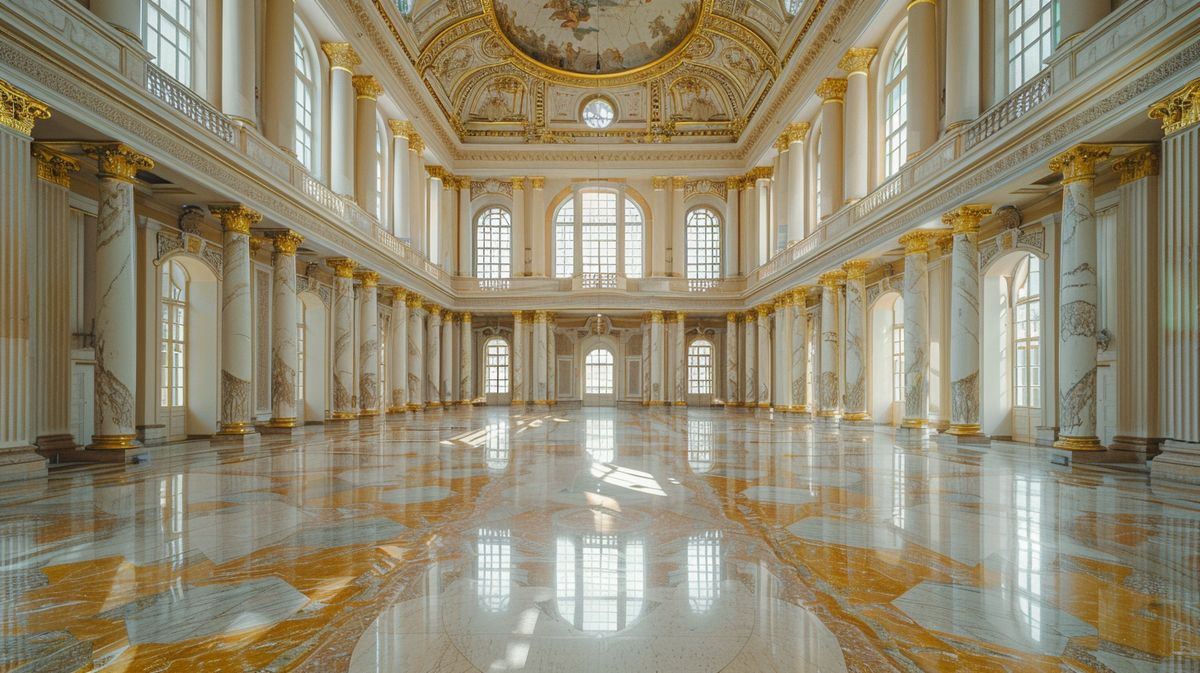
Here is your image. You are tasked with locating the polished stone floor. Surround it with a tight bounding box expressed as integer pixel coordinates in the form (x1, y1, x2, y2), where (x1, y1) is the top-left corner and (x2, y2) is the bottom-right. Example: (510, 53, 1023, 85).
(2, 407, 1199, 672)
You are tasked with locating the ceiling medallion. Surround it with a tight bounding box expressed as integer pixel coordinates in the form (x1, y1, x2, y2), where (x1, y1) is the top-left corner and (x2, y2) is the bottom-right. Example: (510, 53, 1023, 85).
(479, 0, 714, 87)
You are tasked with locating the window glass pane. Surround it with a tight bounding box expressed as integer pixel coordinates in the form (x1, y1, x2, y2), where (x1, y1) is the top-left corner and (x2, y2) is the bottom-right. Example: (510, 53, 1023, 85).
(685, 208, 721, 280)
(884, 31, 908, 177)
(687, 341, 713, 394)
(581, 191, 617, 275)
(1006, 0, 1057, 92)
(294, 27, 317, 172)
(624, 199, 643, 279)
(584, 349, 614, 394)
(475, 207, 513, 279)
(555, 198, 575, 278)
(485, 339, 510, 394)
(145, 0, 194, 86)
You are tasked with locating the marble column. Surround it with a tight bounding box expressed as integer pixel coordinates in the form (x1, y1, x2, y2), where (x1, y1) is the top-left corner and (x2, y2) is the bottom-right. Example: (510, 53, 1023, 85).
(529, 178, 547, 276)
(944, 0, 980, 129)
(673, 312, 687, 406)
(221, 0, 257, 125)
(388, 120, 411, 239)
(785, 123, 809, 242)
(322, 43, 360, 197)
(1149, 80, 1200, 480)
(839, 49, 876, 203)
(671, 178, 687, 276)
(327, 258, 358, 420)
(817, 78, 846, 218)
(511, 178, 526, 277)
(898, 230, 941, 429)
(357, 271, 380, 416)
(943, 205, 992, 436)
(724, 177, 741, 277)
(640, 322, 651, 405)
(460, 312, 474, 403)
(30, 146, 79, 450)
(649, 311, 665, 405)
(0, 85, 49, 477)
(533, 311, 548, 404)
(906, 0, 938, 155)
(817, 271, 845, 418)
(210, 206, 261, 436)
(406, 294, 425, 410)
(1048, 144, 1111, 450)
(841, 260, 871, 421)
(756, 305, 772, 408)
(266, 231, 304, 429)
(546, 315, 557, 404)
(353, 76, 382, 211)
(740, 178, 756, 273)
(441, 312, 454, 405)
(773, 297, 790, 409)
(773, 145, 788, 250)
(90, 0, 143, 41)
(791, 288, 811, 413)
(388, 288, 409, 413)
(427, 306, 442, 407)
(744, 313, 757, 407)
(725, 312, 739, 405)
(755, 173, 771, 267)
(511, 312, 526, 404)
(262, 0, 296, 154)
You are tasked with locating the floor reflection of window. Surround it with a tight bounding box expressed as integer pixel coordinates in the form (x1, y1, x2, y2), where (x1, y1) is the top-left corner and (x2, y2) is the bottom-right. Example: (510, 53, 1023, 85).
(687, 531, 721, 613)
(484, 421, 509, 471)
(555, 534, 645, 632)
(477, 528, 512, 612)
(1013, 476, 1044, 642)
(687, 418, 714, 473)
(585, 417, 615, 464)
(892, 450, 907, 530)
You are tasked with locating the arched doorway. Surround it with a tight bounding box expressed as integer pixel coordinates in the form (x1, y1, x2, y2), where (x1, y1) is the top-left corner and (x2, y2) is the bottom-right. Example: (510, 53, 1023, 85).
(156, 256, 219, 439)
(582, 347, 616, 407)
(298, 290, 328, 424)
(869, 292, 905, 426)
(687, 338, 715, 406)
(981, 251, 1045, 442)
(483, 336, 511, 406)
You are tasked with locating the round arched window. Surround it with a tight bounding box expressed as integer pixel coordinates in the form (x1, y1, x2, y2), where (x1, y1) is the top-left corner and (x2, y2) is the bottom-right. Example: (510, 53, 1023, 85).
(582, 99, 615, 129)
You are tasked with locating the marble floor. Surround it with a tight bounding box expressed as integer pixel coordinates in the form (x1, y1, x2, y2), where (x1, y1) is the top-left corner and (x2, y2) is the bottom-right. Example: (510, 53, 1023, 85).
(2, 407, 1199, 672)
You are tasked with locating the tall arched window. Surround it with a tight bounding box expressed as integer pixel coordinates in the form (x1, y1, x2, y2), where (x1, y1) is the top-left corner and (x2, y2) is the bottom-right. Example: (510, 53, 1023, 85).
(685, 208, 722, 280)
(555, 198, 575, 278)
(484, 338, 510, 394)
(1014, 254, 1042, 408)
(294, 25, 317, 173)
(687, 340, 714, 394)
(159, 261, 188, 408)
(813, 131, 823, 217)
(475, 207, 512, 279)
(582, 191, 618, 275)
(145, 0, 194, 86)
(891, 297, 905, 402)
(624, 199, 644, 278)
(553, 190, 645, 278)
(883, 29, 909, 178)
(1006, 0, 1058, 93)
(584, 349, 614, 394)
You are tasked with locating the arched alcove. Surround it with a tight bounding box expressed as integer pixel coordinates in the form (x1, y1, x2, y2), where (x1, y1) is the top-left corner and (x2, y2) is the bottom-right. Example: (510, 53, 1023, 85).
(981, 249, 1046, 441)
(156, 253, 220, 438)
(868, 291, 904, 425)
(298, 290, 328, 423)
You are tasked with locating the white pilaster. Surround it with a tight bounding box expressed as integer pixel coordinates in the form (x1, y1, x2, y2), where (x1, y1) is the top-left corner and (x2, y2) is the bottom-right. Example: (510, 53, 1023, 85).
(353, 76, 382, 212)
(905, 0, 938, 155)
(533, 311, 549, 403)
(530, 178, 546, 276)
(744, 312, 757, 407)
(511, 178, 526, 277)
(791, 289, 811, 413)
(441, 312, 454, 404)
(221, 0, 257, 125)
(649, 311, 665, 404)
(724, 178, 741, 277)
(673, 313, 687, 406)
(512, 311, 526, 404)
(388, 121, 411, 239)
(785, 124, 809, 243)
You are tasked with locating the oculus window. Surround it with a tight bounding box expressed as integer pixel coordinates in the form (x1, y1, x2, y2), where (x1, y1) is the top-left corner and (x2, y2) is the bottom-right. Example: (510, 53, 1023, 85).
(582, 99, 615, 129)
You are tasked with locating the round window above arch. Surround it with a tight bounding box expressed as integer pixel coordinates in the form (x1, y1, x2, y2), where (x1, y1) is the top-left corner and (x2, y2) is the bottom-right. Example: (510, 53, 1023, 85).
(582, 98, 615, 129)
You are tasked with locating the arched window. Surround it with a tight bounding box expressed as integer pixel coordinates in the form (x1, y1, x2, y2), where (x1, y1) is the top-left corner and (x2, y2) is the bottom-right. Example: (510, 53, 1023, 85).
(484, 338, 510, 394)
(1014, 254, 1042, 408)
(145, 0, 194, 86)
(475, 207, 512, 279)
(554, 198, 575, 278)
(582, 191, 618, 275)
(584, 349, 614, 394)
(685, 208, 722, 280)
(883, 29, 909, 178)
(1006, 0, 1058, 93)
(294, 25, 317, 173)
(553, 190, 645, 278)
(687, 340, 714, 394)
(624, 199, 644, 278)
(891, 297, 905, 402)
(159, 260, 188, 408)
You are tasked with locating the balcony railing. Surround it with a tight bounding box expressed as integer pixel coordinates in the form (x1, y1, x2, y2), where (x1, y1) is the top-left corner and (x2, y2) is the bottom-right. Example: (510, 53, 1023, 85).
(964, 72, 1052, 150)
(145, 65, 236, 145)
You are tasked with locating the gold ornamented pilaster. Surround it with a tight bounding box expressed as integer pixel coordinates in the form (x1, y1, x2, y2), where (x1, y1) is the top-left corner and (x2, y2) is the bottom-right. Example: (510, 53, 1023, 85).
(793, 284, 814, 304)
(818, 270, 846, 288)
(406, 292, 424, 308)
(82, 143, 154, 182)
(249, 236, 268, 256)
(784, 121, 810, 144)
(270, 230, 304, 256)
(31, 145, 80, 188)
(838, 47, 878, 75)
(408, 134, 425, 154)
(1112, 148, 1159, 185)
(725, 176, 743, 191)
(530, 177, 545, 189)
(512, 310, 526, 322)
(898, 229, 947, 255)
(390, 286, 408, 302)
(0, 79, 50, 135)
(816, 78, 848, 102)
(426, 165, 449, 181)
(533, 310, 548, 323)
(841, 259, 871, 279)
(210, 205, 263, 235)
(511, 176, 525, 190)
(1148, 78, 1200, 135)
(356, 270, 380, 288)
(321, 42, 361, 72)
(426, 304, 442, 318)
(652, 176, 669, 190)
(649, 310, 664, 323)
(671, 176, 687, 190)
(941, 205, 993, 234)
(327, 257, 358, 278)
(1048, 144, 1113, 185)
(461, 312, 472, 323)
(755, 303, 772, 316)
(675, 311, 686, 323)
(774, 135, 789, 153)
(388, 119, 413, 137)
(352, 75, 384, 100)
(726, 312, 739, 322)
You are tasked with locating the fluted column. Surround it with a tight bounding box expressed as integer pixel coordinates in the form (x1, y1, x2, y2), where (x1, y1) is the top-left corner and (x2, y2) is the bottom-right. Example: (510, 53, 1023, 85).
(90, 0, 143, 41)
(357, 271, 380, 416)
(906, 0, 938, 155)
(841, 260, 871, 421)
(267, 231, 304, 428)
(533, 311, 549, 404)
(388, 288, 409, 412)
(327, 258, 358, 420)
(263, 0, 296, 153)
(943, 205, 991, 436)
(725, 312, 739, 405)
(724, 178, 741, 277)
(898, 230, 940, 429)
(322, 43, 360, 197)
(649, 311, 665, 405)
(673, 312, 687, 405)
(512, 311, 526, 405)
(839, 49, 876, 203)
(221, 0, 257, 125)
(944, 0, 980, 129)
(817, 78, 846, 218)
(744, 312, 757, 407)
(817, 271, 845, 418)
(1048, 145, 1111, 450)
(511, 178, 526, 277)
(388, 121, 411, 239)
(773, 297, 790, 409)
(427, 305, 442, 407)
(353, 76, 383, 211)
(460, 312, 474, 403)
(785, 124, 809, 242)
(406, 294, 425, 410)
(30, 146, 79, 449)
(209, 205, 261, 436)
(441, 312, 454, 404)
(791, 288, 811, 413)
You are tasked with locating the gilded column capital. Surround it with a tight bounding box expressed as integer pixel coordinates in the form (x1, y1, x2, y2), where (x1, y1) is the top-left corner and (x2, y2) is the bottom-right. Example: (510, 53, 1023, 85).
(749, 166, 774, 181)
(898, 229, 947, 254)
(671, 176, 687, 190)
(725, 175, 743, 191)
(674, 311, 686, 323)
(816, 78, 848, 102)
(356, 270, 380, 288)
(511, 176, 526, 190)
(793, 285, 814, 303)
(841, 259, 872, 279)
(351, 75, 383, 100)
(784, 121, 810, 144)
(742, 311, 755, 322)
(388, 119, 413, 137)
(426, 165, 448, 181)
(0, 79, 50, 135)
(82, 142, 154, 182)
(530, 176, 545, 189)
(649, 310, 664, 323)
(512, 310, 526, 322)
(443, 312, 456, 323)
(326, 257, 357, 278)
(838, 47, 878, 75)
(818, 270, 846, 288)
(533, 310, 548, 322)
(755, 303, 773, 316)
(31, 145, 80, 188)
(210, 205, 263, 234)
(461, 312, 472, 323)
(726, 312, 739, 322)
(1148, 77, 1200, 134)
(941, 204, 993, 234)
(406, 292, 424, 308)
(426, 304, 442, 318)
(652, 176, 669, 190)
(390, 286, 408, 302)
(321, 42, 361, 72)
(408, 134, 425, 154)
(1112, 148, 1159, 184)
(269, 230, 304, 256)
(774, 135, 790, 153)
(1049, 144, 1112, 185)
(249, 236, 269, 256)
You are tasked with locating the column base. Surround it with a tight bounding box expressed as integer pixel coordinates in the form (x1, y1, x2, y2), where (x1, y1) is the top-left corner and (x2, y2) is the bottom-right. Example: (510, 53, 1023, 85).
(427, 401, 444, 408)
(935, 431, 991, 447)
(946, 423, 982, 436)
(405, 403, 424, 412)
(330, 411, 358, 421)
(0, 446, 48, 482)
(358, 409, 381, 417)
(672, 401, 688, 407)
(645, 400, 666, 407)
(136, 424, 168, 447)
(842, 412, 871, 423)
(88, 433, 140, 450)
(387, 405, 408, 414)
(1150, 440, 1200, 484)
(755, 403, 770, 409)
(259, 423, 300, 436)
(1052, 434, 1103, 451)
(35, 434, 77, 451)
(900, 418, 928, 429)
(1110, 435, 1165, 462)
(815, 409, 840, 419)
(264, 417, 299, 428)
(511, 400, 525, 406)
(211, 428, 261, 446)
(216, 422, 259, 436)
